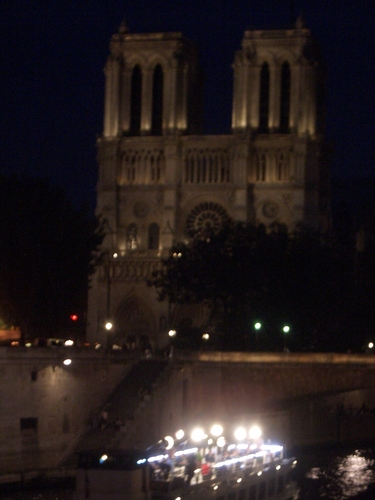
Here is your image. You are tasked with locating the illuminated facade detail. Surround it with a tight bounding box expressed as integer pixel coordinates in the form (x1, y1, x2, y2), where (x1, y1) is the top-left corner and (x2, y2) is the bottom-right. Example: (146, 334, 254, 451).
(87, 17, 331, 347)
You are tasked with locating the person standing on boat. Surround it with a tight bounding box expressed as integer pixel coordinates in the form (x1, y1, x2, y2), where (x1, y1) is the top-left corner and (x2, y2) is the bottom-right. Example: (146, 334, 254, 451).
(185, 454, 197, 484)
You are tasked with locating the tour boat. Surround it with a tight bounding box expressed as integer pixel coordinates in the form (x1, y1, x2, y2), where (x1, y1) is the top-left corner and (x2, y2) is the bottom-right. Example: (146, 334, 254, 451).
(74, 440, 299, 500)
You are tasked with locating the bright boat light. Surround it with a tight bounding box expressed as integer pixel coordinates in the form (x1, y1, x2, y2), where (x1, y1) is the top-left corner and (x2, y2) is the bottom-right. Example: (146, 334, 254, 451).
(148, 454, 168, 463)
(191, 428, 205, 442)
(216, 436, 226, 448)
(276, 464, 281, 470)
(105, 322, 113, 330)
(237, 443, 248, 450)
(99, 454, 108, 463)
(257, 471, 262, 476)
(175, 429, 184, 440)
(249, 425, 262, 440)
(234, 426, 247, 441)
(164, 435, 174, 450)
(237, 477, 242, 483)
(174, 447, 198, 457)
(64, 339, 74, 346)
(63, 358, 72, 366)
(261, 444, 283, 453)
(211, 424, 223, 437)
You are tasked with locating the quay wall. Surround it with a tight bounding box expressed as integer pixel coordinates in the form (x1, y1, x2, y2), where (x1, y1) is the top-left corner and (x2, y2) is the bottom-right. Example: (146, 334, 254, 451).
(0, 348, 135, 472)
(156, 351, 375, 451)
(1, 349, 375, 472)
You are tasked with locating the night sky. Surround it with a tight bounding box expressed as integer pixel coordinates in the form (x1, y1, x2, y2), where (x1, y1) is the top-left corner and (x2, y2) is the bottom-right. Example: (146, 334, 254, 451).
(1, 0, 374, 213)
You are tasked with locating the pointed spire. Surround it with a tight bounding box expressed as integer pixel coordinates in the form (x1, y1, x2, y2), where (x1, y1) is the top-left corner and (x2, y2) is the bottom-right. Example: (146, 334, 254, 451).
(118, 19, 129, 34)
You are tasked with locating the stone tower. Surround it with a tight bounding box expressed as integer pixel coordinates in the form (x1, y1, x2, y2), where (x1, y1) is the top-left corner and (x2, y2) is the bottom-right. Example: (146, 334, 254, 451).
(87, 17, 330, 348)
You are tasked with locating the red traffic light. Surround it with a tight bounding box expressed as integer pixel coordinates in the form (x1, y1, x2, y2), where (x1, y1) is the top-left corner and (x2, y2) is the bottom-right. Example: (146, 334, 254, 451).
(70, 314, 78, 321)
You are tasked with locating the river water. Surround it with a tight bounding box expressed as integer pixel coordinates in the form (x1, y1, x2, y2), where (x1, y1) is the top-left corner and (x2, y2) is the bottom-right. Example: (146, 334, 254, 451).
(1, 445, 375, 499)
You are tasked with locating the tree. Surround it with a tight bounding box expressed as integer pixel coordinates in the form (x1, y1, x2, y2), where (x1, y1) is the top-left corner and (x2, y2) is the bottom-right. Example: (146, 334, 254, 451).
(0, 175, 103, 341)
(148, 222, 355, 352)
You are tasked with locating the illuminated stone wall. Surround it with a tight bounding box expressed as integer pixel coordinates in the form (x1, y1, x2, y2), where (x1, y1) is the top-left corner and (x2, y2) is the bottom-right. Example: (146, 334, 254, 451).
(2, 350, 375, 473)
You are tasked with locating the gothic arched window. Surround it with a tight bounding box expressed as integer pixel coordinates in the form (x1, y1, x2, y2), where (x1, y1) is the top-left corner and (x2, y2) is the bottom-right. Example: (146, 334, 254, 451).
(151, 64, 163, 135)
(127, 223, 138, 250)
(148, 223, 159, 250)
(280, 62, 291, 132)
(130, 65, 142, 135)
(259, 63, 270, 132)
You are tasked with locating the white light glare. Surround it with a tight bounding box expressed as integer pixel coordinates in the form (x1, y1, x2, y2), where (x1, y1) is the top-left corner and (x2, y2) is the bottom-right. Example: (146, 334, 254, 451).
(174, 447, 198, 457)
(210, 424, 223, 437)
(64, 339, 74, 346)
(234, 426, 247, 441)
(99, 454, 108, 463)
(168, 330, 176, 337)
(191, 428, 205, 442)
(249, 425, 262, 440)
(175, 429, 184, 440)
(63, 358, 72, 366)
(148, 454, 168, 463)
(164, 435, 174, 450)
(217, 436, 226, 448)
(105, 322, 113, 330)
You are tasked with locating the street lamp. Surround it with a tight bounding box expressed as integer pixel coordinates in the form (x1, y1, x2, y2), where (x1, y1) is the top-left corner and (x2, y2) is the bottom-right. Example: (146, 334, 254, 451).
(254, 321, 262, 350)
(282, 324, 290, 351)
(105, 321, 114, 351)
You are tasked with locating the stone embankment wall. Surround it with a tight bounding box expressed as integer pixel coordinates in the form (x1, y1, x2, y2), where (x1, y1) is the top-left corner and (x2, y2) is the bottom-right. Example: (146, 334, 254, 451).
(1, 349, 375, 473)
(0, 348, 136, 472)
(155, 352, 375, 450)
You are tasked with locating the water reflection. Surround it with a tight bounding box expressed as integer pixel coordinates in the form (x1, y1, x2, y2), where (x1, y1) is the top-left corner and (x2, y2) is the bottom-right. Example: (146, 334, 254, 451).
(302, 448, 375, 499)
(1, 447, 375, 500)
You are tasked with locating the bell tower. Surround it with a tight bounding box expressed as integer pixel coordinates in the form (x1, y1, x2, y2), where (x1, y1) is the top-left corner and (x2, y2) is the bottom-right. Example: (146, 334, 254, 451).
(231, 16, 329, 230)
(232, 16, 325, 136)
(102, 20, 203, 139)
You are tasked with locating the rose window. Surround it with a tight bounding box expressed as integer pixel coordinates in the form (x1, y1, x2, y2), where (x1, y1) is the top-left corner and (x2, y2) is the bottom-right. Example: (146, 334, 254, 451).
(186, 202, 230, 237)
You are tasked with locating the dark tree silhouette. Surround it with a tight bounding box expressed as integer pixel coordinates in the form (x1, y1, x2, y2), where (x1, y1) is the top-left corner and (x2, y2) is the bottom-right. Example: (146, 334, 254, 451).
(148, 222, 355, 352)
(0, 175, 103, 341)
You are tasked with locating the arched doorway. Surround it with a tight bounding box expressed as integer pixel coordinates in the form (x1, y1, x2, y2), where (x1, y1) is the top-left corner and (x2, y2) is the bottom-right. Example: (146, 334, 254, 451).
(114, 296, 157, 350)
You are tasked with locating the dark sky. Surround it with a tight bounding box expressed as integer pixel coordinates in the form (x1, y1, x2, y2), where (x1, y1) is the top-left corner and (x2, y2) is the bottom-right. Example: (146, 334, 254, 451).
(0, 0, 374, 213)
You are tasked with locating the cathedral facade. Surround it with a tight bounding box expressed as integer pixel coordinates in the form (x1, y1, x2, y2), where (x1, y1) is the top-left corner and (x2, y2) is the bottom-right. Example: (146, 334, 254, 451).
(87, 18, 330, 349)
